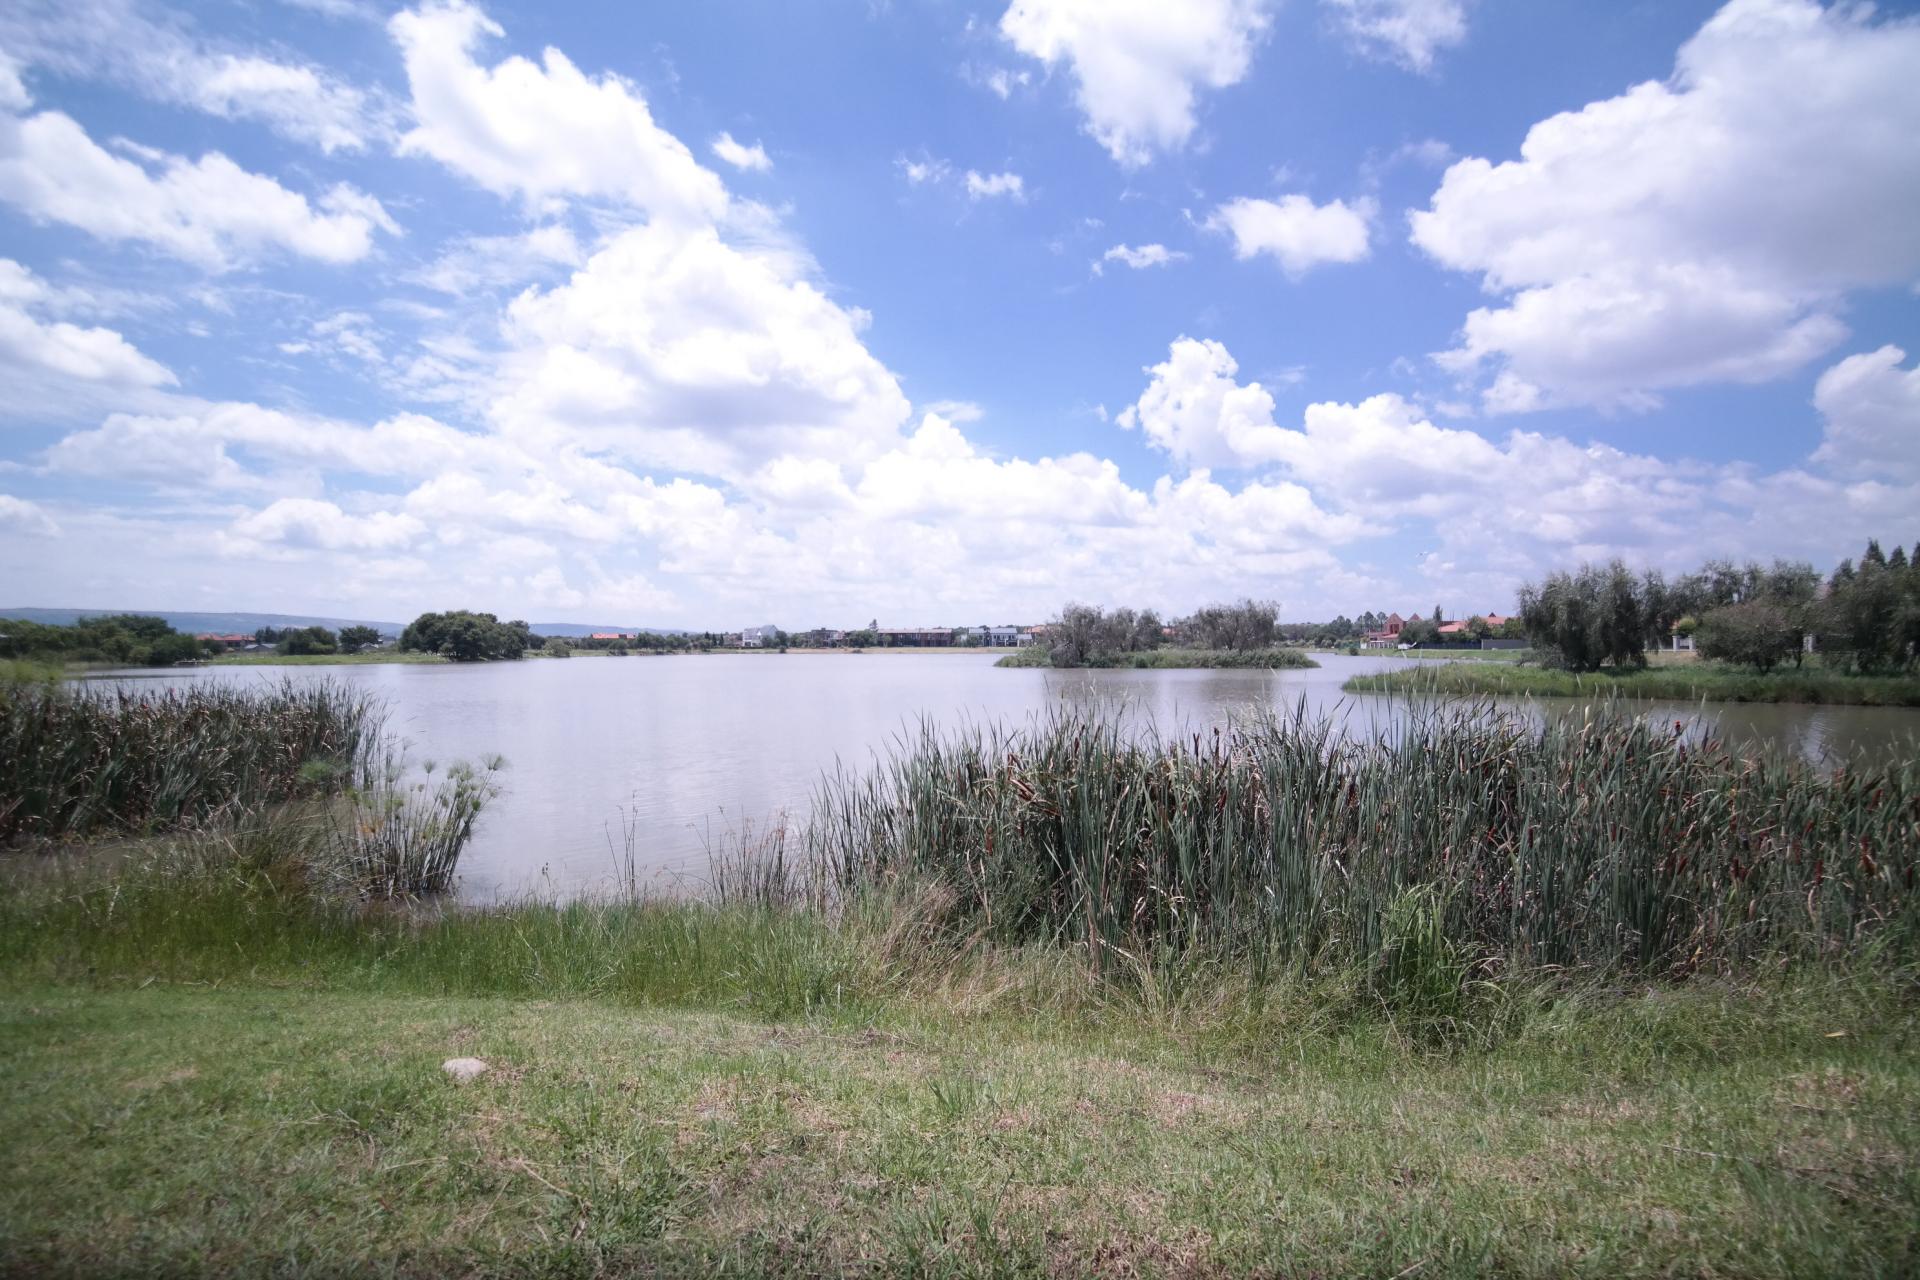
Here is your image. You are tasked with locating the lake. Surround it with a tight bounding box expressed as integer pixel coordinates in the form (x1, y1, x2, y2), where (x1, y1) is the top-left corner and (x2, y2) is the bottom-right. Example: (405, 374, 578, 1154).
(94, 652, 1918, 901)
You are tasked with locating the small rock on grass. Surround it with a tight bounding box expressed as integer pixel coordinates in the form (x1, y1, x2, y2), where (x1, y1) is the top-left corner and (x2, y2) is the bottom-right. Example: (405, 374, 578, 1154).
(441, 1056, 489, 1083)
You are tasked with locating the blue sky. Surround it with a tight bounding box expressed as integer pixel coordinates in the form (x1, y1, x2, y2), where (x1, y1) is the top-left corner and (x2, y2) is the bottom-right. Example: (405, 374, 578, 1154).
(0, 0, 1915, 628)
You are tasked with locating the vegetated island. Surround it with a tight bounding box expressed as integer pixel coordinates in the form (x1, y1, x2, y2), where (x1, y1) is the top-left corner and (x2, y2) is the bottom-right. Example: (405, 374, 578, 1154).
(2, 671, 1915, 1275)
(1350, 541, 1920, 708)
(996, 598, 1320, 670)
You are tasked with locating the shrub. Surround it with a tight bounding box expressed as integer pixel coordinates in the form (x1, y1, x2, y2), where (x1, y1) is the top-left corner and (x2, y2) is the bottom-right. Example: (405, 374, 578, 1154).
(1696, 602, 1801, 672)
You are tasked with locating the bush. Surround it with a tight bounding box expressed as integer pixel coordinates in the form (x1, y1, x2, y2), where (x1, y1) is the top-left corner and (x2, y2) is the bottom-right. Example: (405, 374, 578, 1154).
(1695, 602, 1801, 672)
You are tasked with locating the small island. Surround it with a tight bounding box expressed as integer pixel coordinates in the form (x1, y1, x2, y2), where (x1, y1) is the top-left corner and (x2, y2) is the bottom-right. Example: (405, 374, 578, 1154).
(995, 599, 1320, 670)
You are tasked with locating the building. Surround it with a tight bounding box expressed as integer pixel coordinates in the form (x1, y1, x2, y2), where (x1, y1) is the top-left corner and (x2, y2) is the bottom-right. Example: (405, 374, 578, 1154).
(1435, 612, 1513, 638)
(739, 624, 781, 648)
(1361, 614, 1406, 648)
(194, 633, 254, 650)
(588, 632, 633, 641)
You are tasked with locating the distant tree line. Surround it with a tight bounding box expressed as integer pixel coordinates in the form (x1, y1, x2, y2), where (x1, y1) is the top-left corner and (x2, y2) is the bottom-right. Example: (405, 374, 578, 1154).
(1518, 540, 1918, 673)
(0, 615, 206, 666)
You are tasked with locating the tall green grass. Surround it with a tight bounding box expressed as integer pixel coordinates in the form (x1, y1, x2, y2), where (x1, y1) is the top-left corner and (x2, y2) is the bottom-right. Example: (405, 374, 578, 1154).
(804, 704, 1919, 987)
(995, 647, 1319, 670)
(0, 678, 378, 840)
(1347, 660, 1920, 706)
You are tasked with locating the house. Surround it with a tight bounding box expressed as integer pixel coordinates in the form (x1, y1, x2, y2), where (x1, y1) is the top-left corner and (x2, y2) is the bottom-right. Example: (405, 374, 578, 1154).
(1361, 613, 1406, 648)
(739, 624, 782, 648)
(801, 628, 846, 647)
(1436, 612, 1515, 638)
(194, 633, 254, 650)
(588, 632, 633, 641)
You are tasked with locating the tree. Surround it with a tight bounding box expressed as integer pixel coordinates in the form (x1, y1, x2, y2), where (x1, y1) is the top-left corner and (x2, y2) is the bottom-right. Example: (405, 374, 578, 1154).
(1187, 598, 1280, 651)
(279, 626, 337, 656)
(1695, 603, 1800, 672)
(399, 611, 530, 662)
(337, 625, 380, 654)
(1518, 560, 1654, 671)
(1399, 617, 1440, 646)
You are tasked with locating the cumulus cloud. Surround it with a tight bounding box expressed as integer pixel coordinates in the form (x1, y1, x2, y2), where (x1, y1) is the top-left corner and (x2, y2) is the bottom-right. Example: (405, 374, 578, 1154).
(1322, 0, 1467, 72)
(492, 220, 912, 478)
(999, 0, 1270, 167)
(1118, 337, 1294, 470)
(0, 259, 173, 386)
(710, 132, 771, 172)
(0, 109, 396, 269)
(1811, 346, 1920, 483)
(1412, 0, 1920, 412)
(964, 169, 1025, 201)
(0, 0, 381, 152)
(1208, 195, 1373, 275)
(390, 0, 727, 222)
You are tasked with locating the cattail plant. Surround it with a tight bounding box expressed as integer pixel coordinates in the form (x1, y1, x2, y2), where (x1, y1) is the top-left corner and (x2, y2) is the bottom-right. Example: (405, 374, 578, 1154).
(0, 677, 378, 840)
(801, 701, 1919, 983)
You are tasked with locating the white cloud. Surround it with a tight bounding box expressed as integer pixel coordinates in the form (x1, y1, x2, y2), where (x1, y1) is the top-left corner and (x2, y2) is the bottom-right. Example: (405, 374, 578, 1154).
(964, 169, 1025, 201)
(0, 110, 397, 269)
(1811, 346, 1920, 483)
(1412, 0, 1920, 412)
(0, 259, 174, 386)
(999, 0, 1271, 167)
(228, 497, 427, 552)
(898, 155, 951, 185)
(390, 0, 727, 222)
(1207, 195, 1373, 275)
(0, 49, 28, 111)
(1118, 337, 1294, 470)
(1098, 243, 1186, 272)
(710, 131, 771, 172)
(407, 224, 584, 294)
(0, 494, 58, 536)
(493, 220, 912, 478)
(1322, 0, 1467, 72)
(0, 0, 380, 152)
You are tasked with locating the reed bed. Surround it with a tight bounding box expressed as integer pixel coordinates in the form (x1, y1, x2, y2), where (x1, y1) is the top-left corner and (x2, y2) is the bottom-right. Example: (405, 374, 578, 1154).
(0, 678, 379, 840)
(804, 703, 1920, 986)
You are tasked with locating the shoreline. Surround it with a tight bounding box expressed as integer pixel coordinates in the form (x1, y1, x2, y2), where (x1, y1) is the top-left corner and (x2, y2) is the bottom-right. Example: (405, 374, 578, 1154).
(1345, 661, 1920, 707)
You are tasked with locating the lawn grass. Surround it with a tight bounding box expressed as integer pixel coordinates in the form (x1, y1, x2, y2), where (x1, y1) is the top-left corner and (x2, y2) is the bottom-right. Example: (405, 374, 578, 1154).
(1345, 660, 1920, 707)
(1, 970, 1914, 1278)
(995, 647, 1319, 670)
(206, 650, 449, 666)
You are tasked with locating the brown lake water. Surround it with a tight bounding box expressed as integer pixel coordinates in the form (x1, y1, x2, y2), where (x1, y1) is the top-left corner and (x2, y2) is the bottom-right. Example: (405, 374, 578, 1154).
(93, 652, 1919, 901)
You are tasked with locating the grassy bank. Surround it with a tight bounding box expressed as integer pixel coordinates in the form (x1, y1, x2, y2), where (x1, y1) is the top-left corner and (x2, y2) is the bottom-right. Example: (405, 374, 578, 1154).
(996, 647, 1319, 670)
(1346, 660, 1920, 707)
(206, 649, 449, 666)
(3, 973, 1914, 1278)
(5, 685, 1919, 1274)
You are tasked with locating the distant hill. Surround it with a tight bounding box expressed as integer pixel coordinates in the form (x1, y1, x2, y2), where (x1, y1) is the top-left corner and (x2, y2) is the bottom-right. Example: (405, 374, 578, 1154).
(531, 622, 692, 637)
(0, 608, 404, 637)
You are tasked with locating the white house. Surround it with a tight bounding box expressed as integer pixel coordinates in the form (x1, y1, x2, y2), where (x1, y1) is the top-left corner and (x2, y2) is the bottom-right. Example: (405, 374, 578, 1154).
(739, 624, 781, 648)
